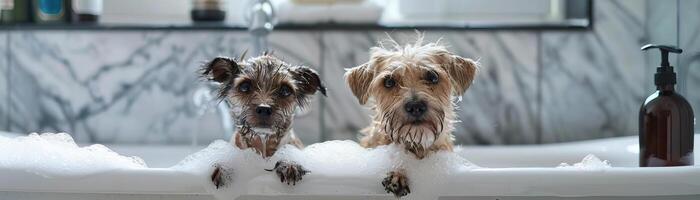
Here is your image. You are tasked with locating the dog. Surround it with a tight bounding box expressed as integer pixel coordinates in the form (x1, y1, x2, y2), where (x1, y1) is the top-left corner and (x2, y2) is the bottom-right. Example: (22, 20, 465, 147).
(345, 36, 477, 197)
(200, 53, 326, 188)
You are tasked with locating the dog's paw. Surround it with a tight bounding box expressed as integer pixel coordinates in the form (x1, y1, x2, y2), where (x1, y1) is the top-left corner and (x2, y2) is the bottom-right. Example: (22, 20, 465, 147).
(382, 171, 410, 198)
(266, 160, 309, 185)
(211, 163, 232, 189)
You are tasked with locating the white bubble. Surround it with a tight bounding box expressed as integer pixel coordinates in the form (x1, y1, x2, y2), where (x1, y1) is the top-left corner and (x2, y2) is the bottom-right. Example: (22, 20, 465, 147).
(557, 154, 612, 170)
(0, 133, 147, 178)
(1, 132, 621, 200)
(172, 139, 479, 200)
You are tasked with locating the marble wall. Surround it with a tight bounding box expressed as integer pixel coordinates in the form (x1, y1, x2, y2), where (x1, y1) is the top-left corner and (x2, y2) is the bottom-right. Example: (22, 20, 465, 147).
(540, 0, 650, 142)
(2, 31, 326, 144)
(679, 0, 700, 139)
(1, 33, 7, 131)
(1, 0, 697, 145)
(6, 31, 237, 144)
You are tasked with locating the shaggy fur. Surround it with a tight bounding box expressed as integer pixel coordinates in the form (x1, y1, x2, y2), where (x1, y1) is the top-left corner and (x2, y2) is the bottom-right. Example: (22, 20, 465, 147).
(345, 35, 477, 197)
(201, 53, 325, 187)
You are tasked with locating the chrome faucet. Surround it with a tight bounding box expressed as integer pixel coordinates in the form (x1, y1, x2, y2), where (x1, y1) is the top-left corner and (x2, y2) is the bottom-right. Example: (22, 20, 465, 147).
(246, 0, 276, 55)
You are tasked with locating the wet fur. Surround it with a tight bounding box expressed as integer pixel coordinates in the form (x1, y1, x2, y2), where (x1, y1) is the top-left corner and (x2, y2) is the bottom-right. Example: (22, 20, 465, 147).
(201, 53, 325, 156)
(200, 53, 326, 187)
(345, 35, 477, 197)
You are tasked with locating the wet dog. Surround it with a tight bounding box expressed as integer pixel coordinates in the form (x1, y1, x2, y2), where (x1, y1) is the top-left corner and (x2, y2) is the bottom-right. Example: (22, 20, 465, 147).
(200, 53, 326, 188)
(345, 36, 477, 197)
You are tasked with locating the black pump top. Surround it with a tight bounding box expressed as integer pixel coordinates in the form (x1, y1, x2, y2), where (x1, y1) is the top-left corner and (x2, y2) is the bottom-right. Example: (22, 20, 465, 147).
(641, 44, 683, 86)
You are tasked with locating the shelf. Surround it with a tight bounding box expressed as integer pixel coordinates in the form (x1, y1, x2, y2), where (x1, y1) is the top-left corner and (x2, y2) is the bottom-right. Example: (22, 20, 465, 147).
(0, 21, 590, 31)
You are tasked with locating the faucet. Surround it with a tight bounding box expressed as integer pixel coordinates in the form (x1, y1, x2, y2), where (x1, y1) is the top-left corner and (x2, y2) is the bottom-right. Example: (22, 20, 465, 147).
(246, 0, 276, 55)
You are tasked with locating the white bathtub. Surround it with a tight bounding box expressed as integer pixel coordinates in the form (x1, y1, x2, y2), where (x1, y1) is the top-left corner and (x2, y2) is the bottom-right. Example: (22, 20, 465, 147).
(1, 134, 699, 200)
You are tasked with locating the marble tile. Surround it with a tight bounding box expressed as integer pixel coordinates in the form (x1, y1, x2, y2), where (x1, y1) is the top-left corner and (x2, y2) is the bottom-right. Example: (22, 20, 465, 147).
(7, 31, 250, 144)
(320, 31, 539, 144)
(438, 31, 540, 145)
(6, 30, 325, 145)
(0, 32, 7, 131)
(540, 0, 650, 143)
(319, 31, 376, 141)
(679, 0, 700, 133)
(645, 0, 678, 88)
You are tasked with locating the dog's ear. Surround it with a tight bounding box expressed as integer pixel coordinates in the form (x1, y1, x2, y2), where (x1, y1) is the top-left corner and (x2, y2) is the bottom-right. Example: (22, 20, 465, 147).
(441, 55, 477, 96)
(200, 57, 241, 83)
(290, 65, 327, 97)
(345, 63, 374, 105)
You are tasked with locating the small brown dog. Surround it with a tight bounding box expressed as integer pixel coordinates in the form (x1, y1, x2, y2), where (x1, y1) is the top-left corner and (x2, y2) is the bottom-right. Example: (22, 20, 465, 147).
(345, 36, 477, 197)
(200, 53, 326, 188)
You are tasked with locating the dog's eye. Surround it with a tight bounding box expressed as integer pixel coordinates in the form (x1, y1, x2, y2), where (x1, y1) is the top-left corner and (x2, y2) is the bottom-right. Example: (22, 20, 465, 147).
(425, 71, 439, 84)
(238, 81, 252, 93)
(277, 85, 293, 97)
(384, 77, 396, 88)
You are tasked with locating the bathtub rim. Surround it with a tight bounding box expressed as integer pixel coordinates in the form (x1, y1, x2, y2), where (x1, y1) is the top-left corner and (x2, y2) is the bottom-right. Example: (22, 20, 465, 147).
(1, 163, 699, 197)
(1, 133, 699, 197)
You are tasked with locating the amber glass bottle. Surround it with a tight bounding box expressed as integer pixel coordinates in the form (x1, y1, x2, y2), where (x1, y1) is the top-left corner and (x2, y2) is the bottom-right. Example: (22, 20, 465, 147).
(639, 44, 694, 167)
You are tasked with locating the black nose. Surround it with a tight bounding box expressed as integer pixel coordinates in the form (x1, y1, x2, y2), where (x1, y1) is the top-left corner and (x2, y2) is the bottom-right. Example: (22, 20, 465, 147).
(404, 101, 427, 118)
(255, 105, 273, 117)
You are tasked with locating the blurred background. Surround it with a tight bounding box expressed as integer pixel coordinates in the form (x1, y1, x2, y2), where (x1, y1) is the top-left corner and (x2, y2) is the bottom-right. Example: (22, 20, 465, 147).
(0, 0, 697, 146)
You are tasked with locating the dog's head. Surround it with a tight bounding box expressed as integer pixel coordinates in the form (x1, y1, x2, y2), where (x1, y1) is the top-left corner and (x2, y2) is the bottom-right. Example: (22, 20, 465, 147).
(201, 54, 326, 137)
(345, 38, 477, 148)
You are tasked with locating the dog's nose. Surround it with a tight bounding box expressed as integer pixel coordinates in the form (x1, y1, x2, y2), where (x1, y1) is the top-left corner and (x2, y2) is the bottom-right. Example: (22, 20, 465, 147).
(404, 101, 427, 118)
(255, 105, 273, 117)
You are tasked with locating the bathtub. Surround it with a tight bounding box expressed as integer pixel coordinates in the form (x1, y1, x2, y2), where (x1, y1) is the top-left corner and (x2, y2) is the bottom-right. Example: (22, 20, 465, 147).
(1, 133, 699, 200)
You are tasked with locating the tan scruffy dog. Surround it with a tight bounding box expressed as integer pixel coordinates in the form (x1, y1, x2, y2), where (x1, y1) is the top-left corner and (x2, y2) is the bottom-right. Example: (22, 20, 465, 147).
(200, 53, 326, 188)
(345, 36, 477, 197)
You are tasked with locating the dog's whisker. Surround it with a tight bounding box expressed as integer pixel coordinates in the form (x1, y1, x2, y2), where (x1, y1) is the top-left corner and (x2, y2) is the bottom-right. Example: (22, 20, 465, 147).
(417, 128, 424, 146)
(410, 129, 416, 144)
(411, 129, 419, 142)
(417, 127, 423, 144)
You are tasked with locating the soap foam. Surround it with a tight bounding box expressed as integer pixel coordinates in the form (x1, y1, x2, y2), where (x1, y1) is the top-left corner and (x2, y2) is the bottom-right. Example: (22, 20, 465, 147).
(557, 154, 612, 170)
(0, 133, 147, 178)
(172, 140, 269, 199)
(0, 132, 616, 199)
(173, 140, 479, 200)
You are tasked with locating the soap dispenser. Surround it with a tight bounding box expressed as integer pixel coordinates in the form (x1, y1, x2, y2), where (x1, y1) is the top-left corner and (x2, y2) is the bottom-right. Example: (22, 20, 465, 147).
(639, 44, 694, 167)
